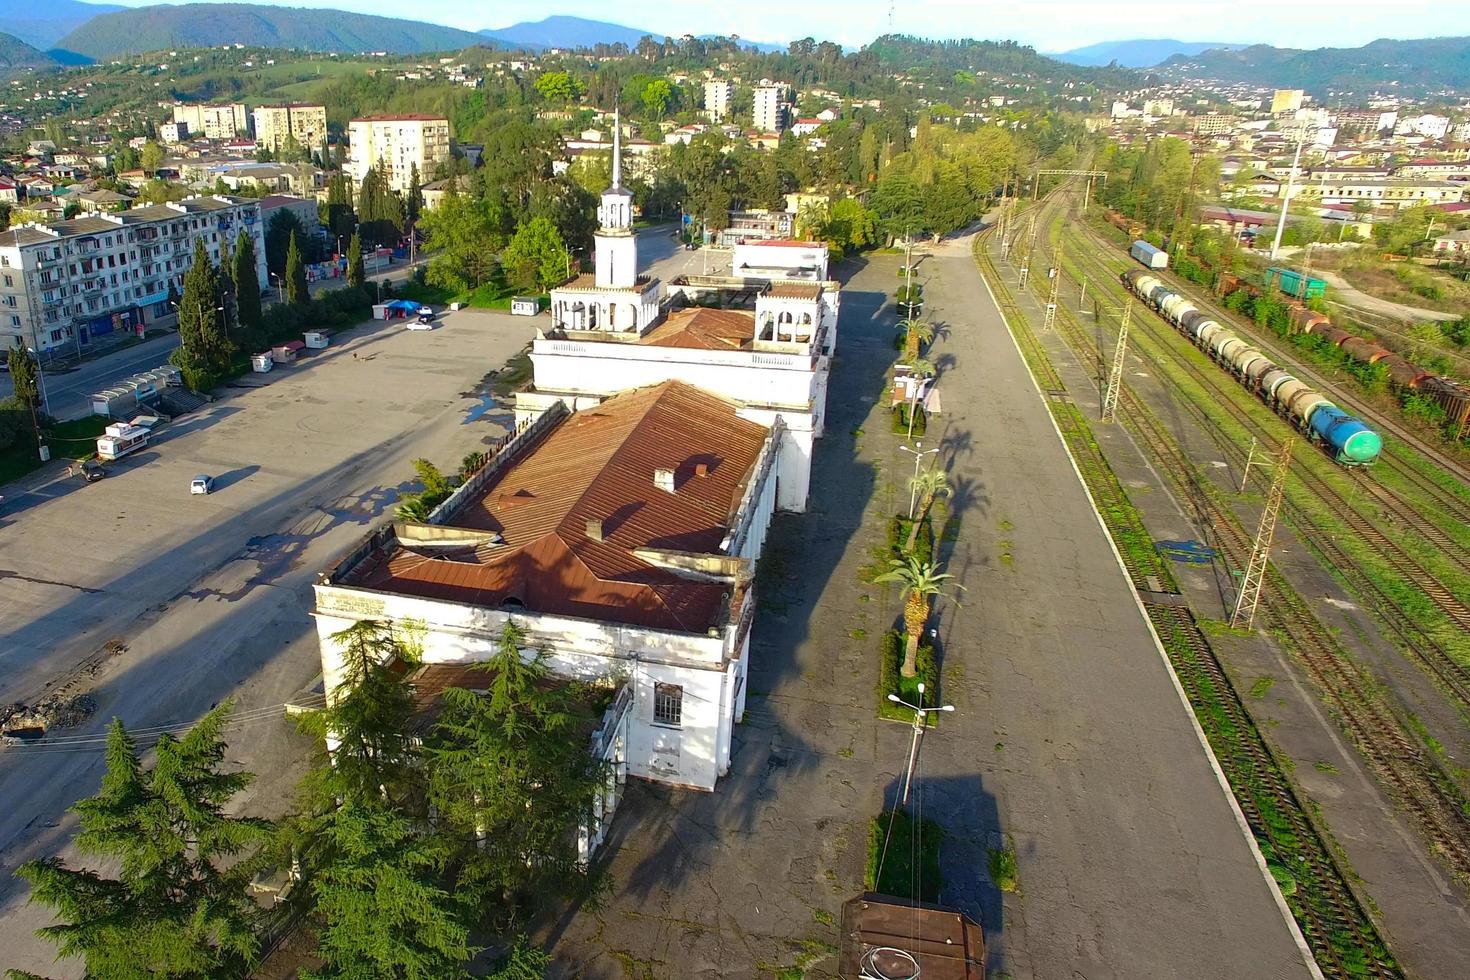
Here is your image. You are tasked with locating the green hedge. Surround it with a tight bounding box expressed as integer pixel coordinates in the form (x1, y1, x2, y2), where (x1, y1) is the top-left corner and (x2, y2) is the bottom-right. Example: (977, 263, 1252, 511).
(866, 808, 943, 901)
(887, 514, 933, 565)
(878, 630, 939, 720)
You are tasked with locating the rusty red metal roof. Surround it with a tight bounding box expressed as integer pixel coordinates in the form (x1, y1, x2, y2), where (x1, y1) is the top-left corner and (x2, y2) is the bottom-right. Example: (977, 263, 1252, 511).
(346, 382, 769, 634)
(839, 894, 986, 980)
(637, 308, 755, 351)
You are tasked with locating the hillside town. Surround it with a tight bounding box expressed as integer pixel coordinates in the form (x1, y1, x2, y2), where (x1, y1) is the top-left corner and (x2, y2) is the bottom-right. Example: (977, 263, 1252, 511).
(2, 6, 1470, 980)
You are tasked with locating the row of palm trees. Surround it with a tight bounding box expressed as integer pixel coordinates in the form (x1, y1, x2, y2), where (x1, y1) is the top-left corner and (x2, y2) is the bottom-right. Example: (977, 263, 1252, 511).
(878, 298, 959, 680)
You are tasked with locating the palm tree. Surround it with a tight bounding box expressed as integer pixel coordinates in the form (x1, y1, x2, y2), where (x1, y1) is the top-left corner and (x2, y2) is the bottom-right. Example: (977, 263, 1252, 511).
(901, 317, 934, 360)
(906, 468, 952, 552)
(396, 496, 433, 522)
(873, 555, 958, 678)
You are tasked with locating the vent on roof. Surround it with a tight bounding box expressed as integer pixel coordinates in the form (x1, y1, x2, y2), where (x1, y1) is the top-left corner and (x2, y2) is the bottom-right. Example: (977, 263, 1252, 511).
(585, 518, 605, 542)
(654, 467, 677, 493)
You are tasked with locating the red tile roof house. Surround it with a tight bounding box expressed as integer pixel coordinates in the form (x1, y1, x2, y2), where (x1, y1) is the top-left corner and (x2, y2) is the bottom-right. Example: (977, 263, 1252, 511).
(313, 382, 781, 796)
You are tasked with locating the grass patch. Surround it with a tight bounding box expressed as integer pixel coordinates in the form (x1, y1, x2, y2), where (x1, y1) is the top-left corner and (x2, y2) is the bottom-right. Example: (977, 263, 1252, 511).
(866, 809, 943, 902)
(1314, 760, 1339, 775)
(988, 838, 1019, 893)
(892, 403, 927, 436)
(0, 415, 111, 487)
(1248, 676, 1276, 699)
(877, 630, 939, 723)
(812, 908, 836, 927)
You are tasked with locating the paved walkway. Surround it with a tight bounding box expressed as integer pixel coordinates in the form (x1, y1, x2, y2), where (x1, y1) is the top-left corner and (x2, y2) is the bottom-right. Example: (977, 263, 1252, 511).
(1317, 269, 1458, 323)
(549, 248, 1313, 978)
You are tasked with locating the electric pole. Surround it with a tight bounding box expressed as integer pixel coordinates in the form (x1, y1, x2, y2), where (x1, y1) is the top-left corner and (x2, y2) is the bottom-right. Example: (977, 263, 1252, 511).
(1269, 130, 1306, 260)
(1231, 439, 1294, 630)
(1101, 297, 1132, 423)
(1042, 242, 1062, 331)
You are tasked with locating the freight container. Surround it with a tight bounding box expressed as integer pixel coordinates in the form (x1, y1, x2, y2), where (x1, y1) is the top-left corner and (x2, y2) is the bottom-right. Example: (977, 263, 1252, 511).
(1265, 267, 1327, 300)
(1131, 240, 1169, 270)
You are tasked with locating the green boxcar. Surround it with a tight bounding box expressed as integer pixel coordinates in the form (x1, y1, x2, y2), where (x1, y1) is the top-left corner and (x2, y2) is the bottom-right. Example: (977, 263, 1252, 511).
(1265, 266, 1326, 300)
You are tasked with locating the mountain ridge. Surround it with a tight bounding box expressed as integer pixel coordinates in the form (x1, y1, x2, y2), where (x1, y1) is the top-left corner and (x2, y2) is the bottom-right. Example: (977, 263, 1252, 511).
(54, 3, 493, 59)
(0, 31, 59, 71)
(1056, 38, 1247, 68)
(1161, 35, 1470, 92)
(0, 0, 121, 51)
(479, 15, 784, 53)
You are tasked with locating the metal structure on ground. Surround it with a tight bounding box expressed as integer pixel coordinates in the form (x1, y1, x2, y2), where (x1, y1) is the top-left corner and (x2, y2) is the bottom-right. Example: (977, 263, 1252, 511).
(1101, 297, 1133, 423)
(1232, 438, 1294, 629)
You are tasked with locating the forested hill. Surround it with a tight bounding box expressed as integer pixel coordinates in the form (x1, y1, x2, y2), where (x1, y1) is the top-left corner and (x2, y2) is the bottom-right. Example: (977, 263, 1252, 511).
(865, 34, 1142, 86)
(0, 31, 57, 70)
(53, 3, 490, 60)
(1162, 36, 1470, 93)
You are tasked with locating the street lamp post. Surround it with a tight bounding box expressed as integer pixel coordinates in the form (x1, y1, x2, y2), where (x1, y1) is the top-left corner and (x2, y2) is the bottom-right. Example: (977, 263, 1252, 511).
(886, 682, 955, 804)
(899, 442, 939, 518)
(269, 273, 284, 303)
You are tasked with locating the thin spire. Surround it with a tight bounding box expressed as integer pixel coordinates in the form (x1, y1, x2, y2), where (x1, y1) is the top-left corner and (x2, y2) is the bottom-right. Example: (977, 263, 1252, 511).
(612, 106, 622, 189)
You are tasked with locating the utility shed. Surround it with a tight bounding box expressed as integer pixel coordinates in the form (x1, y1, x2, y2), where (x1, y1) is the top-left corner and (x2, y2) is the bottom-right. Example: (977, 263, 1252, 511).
(839, 894, 985, 980)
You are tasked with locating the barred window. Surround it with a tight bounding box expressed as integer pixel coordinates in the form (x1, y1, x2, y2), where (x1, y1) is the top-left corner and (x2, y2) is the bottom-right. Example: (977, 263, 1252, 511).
(653, 683, 683, 728)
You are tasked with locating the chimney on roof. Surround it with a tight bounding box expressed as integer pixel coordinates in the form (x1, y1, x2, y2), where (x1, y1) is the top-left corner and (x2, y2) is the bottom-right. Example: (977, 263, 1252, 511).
(694, 461, 710, 478)
(654, 467, 677, 493)
(585, 518, 605, 542)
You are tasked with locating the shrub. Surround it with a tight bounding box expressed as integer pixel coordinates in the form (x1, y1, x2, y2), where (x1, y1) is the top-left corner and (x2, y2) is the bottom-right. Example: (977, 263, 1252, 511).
(988, 840, 1018, 892)
(887, 515, 933, 565)
(892, 404, 926, 436)
(878, 631, 902, 705)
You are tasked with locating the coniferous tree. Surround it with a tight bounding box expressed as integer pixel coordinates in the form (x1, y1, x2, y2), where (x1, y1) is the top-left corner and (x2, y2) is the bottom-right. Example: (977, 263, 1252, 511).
(346, 231, 364, 289)
(406, 163, 424, 225)
(300, 800, 475, 980)
(174, 238, 233, 381)
(286, 231, 308, 305)
(15, 706, 270, 980)
(6, 341, 40, 413)
(217, 235, 239, 347)
(424, 621, 607, 926)
(232, 230, 264, 348)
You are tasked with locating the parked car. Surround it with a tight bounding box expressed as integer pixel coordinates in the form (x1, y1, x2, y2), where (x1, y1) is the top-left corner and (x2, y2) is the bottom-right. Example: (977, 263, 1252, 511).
(190, 474, 215, 495)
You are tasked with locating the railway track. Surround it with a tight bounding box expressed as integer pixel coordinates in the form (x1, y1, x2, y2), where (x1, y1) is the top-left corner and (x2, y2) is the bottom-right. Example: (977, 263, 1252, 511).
(974, 215, 1405, 977)
(1003, 192, 1470, 885)
(1064, 218, 1470, 636)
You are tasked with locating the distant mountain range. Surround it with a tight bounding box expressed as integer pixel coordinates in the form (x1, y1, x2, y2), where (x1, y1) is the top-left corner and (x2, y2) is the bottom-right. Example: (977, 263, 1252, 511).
(1056, 38, 1247, 68)
(0, 31, 59, 70)
(53, 3, 493, 60)
(0, 0, 121, 51)
(479, 15, 784, 53)
(1162, 35, 1470, 93)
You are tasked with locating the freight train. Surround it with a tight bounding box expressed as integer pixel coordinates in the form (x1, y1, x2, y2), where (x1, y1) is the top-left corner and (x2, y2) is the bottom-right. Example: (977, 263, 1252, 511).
(1100, 206, 1470, 438)
(1122, 269, 1384, 465)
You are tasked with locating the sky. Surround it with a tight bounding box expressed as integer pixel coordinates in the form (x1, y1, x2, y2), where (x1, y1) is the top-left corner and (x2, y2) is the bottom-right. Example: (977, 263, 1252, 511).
(108, 0, 1464, 53)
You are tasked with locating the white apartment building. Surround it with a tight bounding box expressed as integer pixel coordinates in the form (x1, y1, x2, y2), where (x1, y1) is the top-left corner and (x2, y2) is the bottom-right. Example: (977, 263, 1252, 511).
(253, 104, 328, 155)
(346, 115, 452, 194)
(1394, 114, 1451, 140)
(0, 196, 267, 355)
(314, 381, 780, 793)
(754, 84, 788, 133)
(1271, 89, 1304, 115)
(158, 121, 190, 145)
(704, 79, 735, 121)
(1143, 98, 1174, 118)
(172, 102, 249, 140)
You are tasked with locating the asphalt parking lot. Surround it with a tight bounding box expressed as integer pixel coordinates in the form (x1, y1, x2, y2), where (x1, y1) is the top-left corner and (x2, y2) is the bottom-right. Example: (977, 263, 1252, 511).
(0, 303, 536, 977)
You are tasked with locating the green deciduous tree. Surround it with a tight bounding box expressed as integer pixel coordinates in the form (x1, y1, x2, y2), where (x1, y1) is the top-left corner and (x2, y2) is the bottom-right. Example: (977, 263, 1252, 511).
(417, 179, 501, 293)
(501, 216, 571, 293)
(533, 70, 581, 105)
(15, 706, 270, 980)
(286, 231, 308, 305)
(139, 140, 164, 176)
(7, 341, 40, 413)
(640, 79, 675, 119)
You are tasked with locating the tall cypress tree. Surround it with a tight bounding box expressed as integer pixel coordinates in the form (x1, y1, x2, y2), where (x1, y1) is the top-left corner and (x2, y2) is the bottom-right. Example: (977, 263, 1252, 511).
(346, 231, 365, 289)
(286, 231, 308, 305)
(406, 163, 424, 225)
(232, 230, 264, 348)
(217, 235, 240, 347)
(16, 707, 270, 979)
(178, 238, 232, 373)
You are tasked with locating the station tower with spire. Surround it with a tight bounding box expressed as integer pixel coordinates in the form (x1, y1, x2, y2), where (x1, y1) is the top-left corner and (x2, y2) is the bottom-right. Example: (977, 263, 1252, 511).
(549, 108, 662, 335)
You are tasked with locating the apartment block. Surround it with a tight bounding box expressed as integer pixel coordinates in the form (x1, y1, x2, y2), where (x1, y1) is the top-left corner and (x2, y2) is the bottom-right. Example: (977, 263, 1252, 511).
(754, 84, 788, 134)
(0, 196, 267, 355)
(253, 104, 329, 154)
(172, 102, 249, 140)
(704, 79, 735, 121)
(346, 115, 452, 194)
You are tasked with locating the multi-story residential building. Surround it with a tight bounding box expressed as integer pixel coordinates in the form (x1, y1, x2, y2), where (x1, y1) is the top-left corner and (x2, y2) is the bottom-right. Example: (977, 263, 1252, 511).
(0, 196, 266, 355)
(346, 115, 452, 194)
(253, 104, 328, 155)
(1295, 176, 1466, 209)
(1335, 108, 1397, 134)
(754, 84, 788, 133)
(158, 121, 190, 144)
(704, 79, 735, 121)
(1143, 98, 1174, 117)
(1394, 114, 1451, 140)
(1191, 113, 1235, 136)
(172, 103, 250, 140)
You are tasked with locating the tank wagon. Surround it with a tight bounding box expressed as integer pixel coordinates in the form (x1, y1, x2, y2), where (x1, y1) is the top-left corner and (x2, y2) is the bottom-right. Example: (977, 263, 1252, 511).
(1121, 269, 1383, 465)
